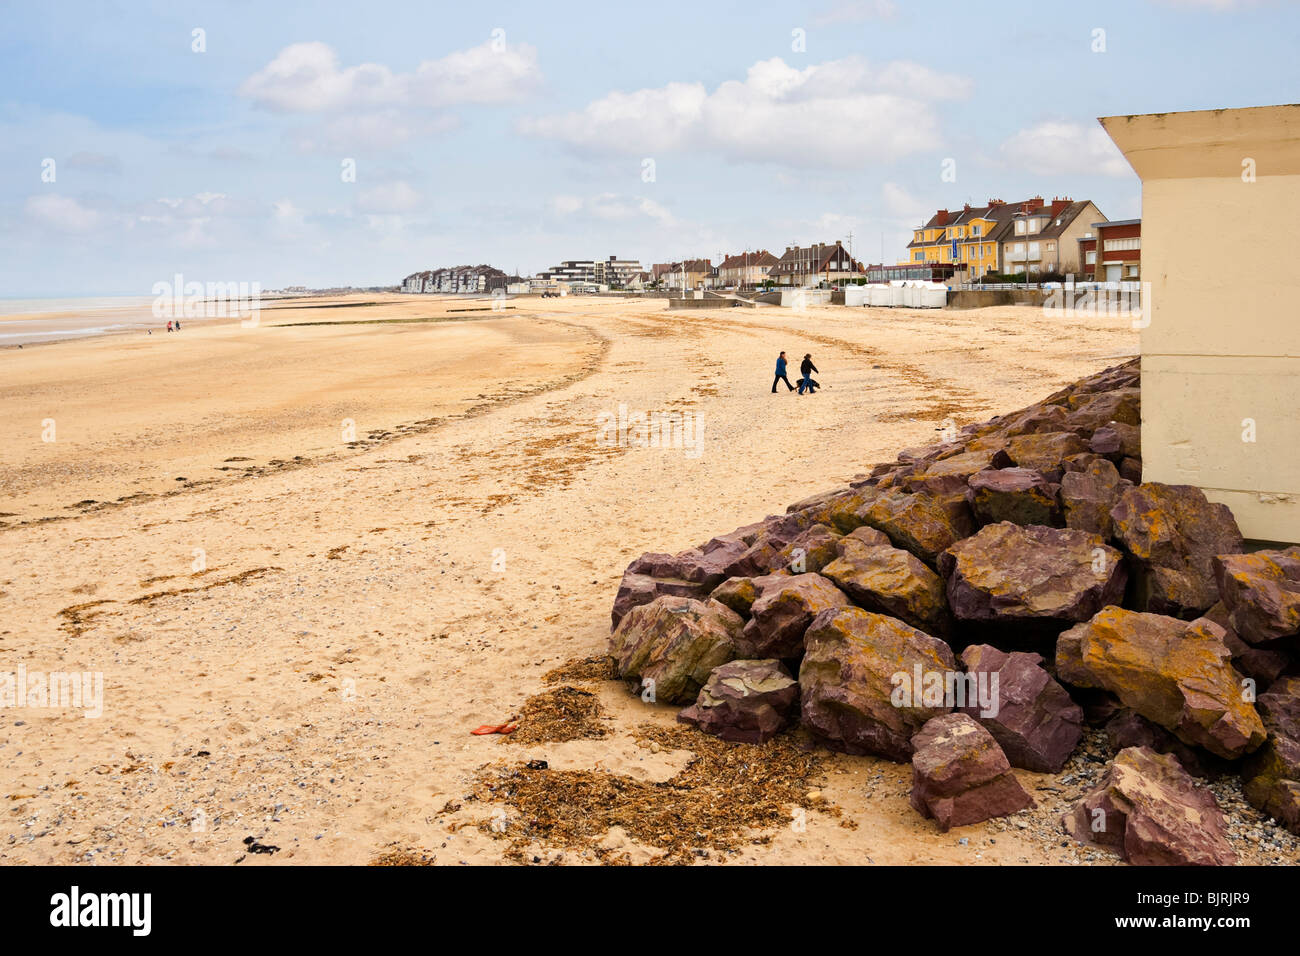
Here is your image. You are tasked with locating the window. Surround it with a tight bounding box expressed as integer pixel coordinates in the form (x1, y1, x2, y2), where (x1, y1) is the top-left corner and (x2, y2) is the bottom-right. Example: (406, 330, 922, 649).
(1085, 251, 1096, 264)
(1015, 220, 1025, 234)
(1103, 237, 1141, 251)
(972, 224, 982, 236)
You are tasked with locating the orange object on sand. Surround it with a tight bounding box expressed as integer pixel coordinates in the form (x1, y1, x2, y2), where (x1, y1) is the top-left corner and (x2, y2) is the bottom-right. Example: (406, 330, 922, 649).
(471, 722, 518, 735)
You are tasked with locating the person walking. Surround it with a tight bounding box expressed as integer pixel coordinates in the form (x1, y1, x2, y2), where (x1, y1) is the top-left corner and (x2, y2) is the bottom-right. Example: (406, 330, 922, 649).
(797, 353, 820, 394)
(772, 351, 794, 393)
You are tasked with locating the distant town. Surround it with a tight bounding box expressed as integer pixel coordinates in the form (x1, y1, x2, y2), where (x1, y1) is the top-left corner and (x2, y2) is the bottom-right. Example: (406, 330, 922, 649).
(398, 195, 1141, 295)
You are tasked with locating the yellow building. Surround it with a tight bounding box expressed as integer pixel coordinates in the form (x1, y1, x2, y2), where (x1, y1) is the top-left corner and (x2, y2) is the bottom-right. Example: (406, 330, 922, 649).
(901, 201, 1014, 280)
(901, 197, 1100, 280)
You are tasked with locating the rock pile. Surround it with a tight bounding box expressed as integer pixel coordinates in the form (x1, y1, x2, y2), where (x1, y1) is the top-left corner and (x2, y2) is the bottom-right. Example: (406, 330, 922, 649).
(609, 358, 1296, 863)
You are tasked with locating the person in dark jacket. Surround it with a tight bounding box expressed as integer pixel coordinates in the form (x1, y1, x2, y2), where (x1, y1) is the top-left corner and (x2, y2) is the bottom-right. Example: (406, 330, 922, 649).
(772, 351, 794, 393)
(797, 353, 820, 394)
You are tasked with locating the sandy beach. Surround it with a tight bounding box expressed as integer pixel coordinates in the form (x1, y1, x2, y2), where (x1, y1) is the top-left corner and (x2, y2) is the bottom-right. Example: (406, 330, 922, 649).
(0, 292, 1198, 865)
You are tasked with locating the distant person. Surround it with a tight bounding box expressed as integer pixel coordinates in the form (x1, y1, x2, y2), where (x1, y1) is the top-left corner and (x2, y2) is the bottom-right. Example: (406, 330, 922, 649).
(772, 351, 794, 393)
(166, 320, 173, 332)
(798, 353, 820, 395)
(174, 319, 181, 331)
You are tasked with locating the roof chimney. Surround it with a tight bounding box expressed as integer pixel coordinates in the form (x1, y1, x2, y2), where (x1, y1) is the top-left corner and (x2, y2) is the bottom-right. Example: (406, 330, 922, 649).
(935, 209, 949, 226)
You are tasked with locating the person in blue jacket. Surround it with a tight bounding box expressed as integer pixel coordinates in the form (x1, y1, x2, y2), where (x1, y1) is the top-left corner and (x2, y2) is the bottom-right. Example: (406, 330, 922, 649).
(772, 351, 794, 393)
(797, 353, 820, 394)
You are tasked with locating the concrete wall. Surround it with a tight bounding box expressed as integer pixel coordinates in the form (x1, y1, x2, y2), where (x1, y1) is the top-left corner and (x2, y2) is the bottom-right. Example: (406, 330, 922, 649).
(946, 289, 1049, 309)
(666, 297, 738, 310)
(1101, 104, 1300, 543)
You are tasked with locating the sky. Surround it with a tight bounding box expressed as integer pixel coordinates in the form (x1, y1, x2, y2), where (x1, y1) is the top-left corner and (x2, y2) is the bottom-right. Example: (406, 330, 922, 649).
(1, 0, 1296, 296)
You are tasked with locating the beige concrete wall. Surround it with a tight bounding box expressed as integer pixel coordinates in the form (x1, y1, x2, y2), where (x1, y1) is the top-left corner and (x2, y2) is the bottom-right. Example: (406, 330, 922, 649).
(1101, 104, 1300, 542)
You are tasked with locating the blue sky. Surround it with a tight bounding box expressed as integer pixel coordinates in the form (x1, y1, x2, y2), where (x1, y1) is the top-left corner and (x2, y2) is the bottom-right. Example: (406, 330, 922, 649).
(1, 0, 1296, 295)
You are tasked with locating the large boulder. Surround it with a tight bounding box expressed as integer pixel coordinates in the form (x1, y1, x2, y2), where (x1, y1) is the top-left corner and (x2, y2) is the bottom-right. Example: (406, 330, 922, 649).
(1089, 421, 1141, 461)
(1059, 458, 1131, 538)
(1056, 606, 1266, 759)
(1110, 482, 1245, 617)
(611, 570, 709, 629)
(627, 543, 743, 590)
(609, 596, 743, 704)
(904, 450, 1012, 495)
(799, 607, 957, 760)
(820, 536, 949, 635)
(860, 490, 976, 566)
(1104, 710, 1217, 778)
(708, 573, 787, 618)
(958, 645, 1084, 772)
(1242, 739, 1300, 834)
(1063, 387, 1141, 433)
(791, 486, 877, 535)
(1062, 746, 1236, 866)
(677, 659, 799, 744)
(1004, 431, 1090, 481)
(966, 468, 1060, 527)
(938, 523, 1127, 629)
(775, 524, 843, 574)
(909, 713, 1034, 832)
(720, 513, 816, 578)
(738, 573, 849, 658)
(1242, 676, 1300, 833)
(1213, 547, 1300, 645)
(1202, 601, 1292, 685)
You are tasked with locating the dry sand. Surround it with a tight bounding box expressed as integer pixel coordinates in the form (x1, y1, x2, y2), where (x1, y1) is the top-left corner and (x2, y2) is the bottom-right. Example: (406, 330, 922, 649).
(3, 291, 1264, 866)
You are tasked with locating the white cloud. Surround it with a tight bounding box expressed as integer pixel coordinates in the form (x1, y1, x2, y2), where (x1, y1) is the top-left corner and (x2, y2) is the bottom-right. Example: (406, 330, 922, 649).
(549, 192, 675, 226)
(240, 40, 541, 113)
(880, 181, 925, 221)
(24, 194, 102, 233)
(520, 56, 970, 168)
(1000, 121, 1131, 177)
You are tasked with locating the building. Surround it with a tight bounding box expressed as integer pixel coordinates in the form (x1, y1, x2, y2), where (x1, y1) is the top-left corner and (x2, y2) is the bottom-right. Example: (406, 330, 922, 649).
(536, 260, 597, 284)
(716, 251, 780, 289)
(593, 256, 645, 289)
(401, 265, 511, 294)
(1078, 219, 1141, 282)
(768, 241, 862, 287)
(997, 198, 1105, 277)
(537, 255, 644, 289)
(866, 262, 965, 283)
(656, 259, 713, 292)
(1100, 103, 1300, 542)
(902, 202, 1009, 279)
(902, 197, 1104, 280)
